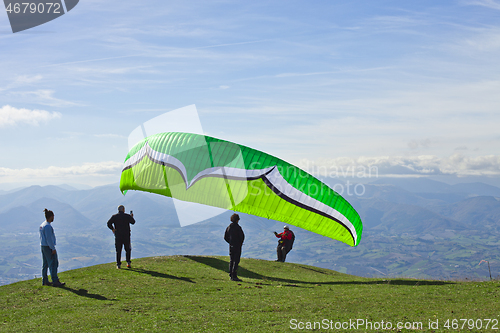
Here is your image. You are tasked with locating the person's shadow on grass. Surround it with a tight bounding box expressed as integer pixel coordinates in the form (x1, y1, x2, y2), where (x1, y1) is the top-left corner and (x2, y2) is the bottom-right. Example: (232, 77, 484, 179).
(186, 255, 454, 286)
(126, 267, 195, 283)
(61, 286, 113, 301)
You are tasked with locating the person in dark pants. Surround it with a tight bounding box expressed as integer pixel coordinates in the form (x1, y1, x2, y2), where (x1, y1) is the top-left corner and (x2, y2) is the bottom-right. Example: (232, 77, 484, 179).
(224, 213, 245, 281)
(107, 205, 135, 269)
(274, 226, 294, 262)
(39, 208, 65, 287)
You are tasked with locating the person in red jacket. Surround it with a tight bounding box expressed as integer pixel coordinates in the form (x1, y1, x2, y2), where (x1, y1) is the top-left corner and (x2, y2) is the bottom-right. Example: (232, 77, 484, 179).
(274, 226, 294, 262)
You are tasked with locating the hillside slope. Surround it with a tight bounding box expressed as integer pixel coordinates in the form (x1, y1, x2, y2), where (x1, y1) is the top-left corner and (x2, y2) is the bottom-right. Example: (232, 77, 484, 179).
(1, 256, 499, 332)
(2, 180, 500, 285)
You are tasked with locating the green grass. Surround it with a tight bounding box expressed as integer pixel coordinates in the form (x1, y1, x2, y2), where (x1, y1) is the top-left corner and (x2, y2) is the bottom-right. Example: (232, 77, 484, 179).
(1, 256, 500, 332)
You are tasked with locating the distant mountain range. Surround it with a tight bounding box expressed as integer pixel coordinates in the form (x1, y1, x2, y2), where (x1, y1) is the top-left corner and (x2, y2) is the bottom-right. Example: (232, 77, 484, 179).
(1, 177, 499, 285)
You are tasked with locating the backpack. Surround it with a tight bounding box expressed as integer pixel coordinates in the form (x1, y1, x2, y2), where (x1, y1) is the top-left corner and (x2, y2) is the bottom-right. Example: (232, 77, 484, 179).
(289, 230, 295, 250)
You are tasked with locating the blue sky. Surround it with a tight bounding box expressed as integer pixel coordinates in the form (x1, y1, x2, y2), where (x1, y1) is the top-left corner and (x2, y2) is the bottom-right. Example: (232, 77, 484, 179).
(1, 0, 500, 188)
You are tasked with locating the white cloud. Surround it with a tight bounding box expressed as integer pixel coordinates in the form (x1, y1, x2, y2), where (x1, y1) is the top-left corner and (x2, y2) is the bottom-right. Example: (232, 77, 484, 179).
(12, 75, 43, 85)
(39, 55, 143, 68)
(0, 75, 43, 92)
(298, 154, 500, 178)
(274, 67, 391, 78)
(408, 138, 433, 150)
(193, 39, 271, 50)
(72, 65, 158, 75)
(9, 90, 78, 107)
(0, 162, 123, 180)
(0, 105, 61, 127)
(462, 0, 500, 10)
(449, 28, 500, 54)
(94, 134, 127, 139)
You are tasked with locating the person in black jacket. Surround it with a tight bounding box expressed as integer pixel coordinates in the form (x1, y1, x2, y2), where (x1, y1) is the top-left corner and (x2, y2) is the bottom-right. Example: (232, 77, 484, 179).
(107, 205, 135, 269)
(224, 213, 245, 281)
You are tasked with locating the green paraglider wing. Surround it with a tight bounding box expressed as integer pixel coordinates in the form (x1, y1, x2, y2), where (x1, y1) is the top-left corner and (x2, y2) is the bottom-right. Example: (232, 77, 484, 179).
(120, 132, 363, 246)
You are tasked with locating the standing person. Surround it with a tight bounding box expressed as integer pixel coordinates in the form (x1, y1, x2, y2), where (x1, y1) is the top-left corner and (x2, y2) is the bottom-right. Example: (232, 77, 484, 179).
(39, 209, 65, 287)
(274, 226, 295, 262)
(224, 213, 245, 281)
(107, 205, 135, 269)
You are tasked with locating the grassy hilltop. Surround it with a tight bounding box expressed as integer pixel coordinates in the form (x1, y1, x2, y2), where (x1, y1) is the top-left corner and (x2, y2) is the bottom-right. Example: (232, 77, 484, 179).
(1, 256, 499, 332)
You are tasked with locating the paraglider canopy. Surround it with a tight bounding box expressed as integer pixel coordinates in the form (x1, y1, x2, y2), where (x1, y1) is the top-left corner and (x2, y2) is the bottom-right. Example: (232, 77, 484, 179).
(120, 132, 363, 246)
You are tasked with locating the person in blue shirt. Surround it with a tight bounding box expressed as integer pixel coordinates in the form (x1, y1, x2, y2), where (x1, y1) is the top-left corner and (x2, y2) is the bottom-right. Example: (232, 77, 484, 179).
(39, 209, 65, 287)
